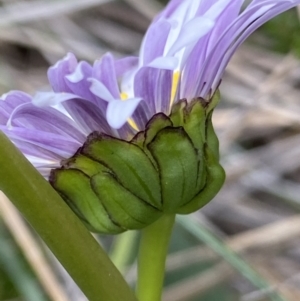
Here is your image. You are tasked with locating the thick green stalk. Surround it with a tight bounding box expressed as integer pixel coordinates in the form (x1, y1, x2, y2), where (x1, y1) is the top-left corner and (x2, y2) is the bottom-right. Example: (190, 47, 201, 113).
(136, 214, 175, 301)
(0, 132, 137, 301)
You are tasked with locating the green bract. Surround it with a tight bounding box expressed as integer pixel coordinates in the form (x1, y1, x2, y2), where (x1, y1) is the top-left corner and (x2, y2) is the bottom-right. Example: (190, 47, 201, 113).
(50, 93, 225, 234)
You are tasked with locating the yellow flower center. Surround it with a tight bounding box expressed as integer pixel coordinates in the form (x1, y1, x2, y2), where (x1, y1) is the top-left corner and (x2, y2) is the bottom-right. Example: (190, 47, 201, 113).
(170, 71, 180, 108)
(120, 91, 139, 132)
(120, 92, 128, 100)
(120, 70, 181, 132)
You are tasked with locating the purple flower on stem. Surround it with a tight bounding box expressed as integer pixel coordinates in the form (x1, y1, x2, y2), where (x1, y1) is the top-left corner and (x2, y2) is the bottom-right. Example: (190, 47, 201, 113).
(1, 0, 299, 178)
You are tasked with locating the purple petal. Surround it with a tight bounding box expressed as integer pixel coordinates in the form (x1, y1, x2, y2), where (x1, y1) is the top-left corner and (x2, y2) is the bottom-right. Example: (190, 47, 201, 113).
(7, 102, 86, 142)
(131, 99, 153, 131)
(116, 122, 136, 140)
(0, 91, 31, 123)
(88, 78, 115, 102)
(114, 56, 139, 78)
(203, 0, 234, 19)
(147, 57, 178, 70)
(65, 61, 88, 83)
(140, 19, 172, 65)
(62, 98, 113, 135)
(156, 0, 183, 19)
(134, 67, 172, 115)
(167, 17, 214, 56)
(92, 53, 120, 99)
(65, 61, 98, 102)
(200, 0, 298, 97)
(32, 91, 80, 107)
(204, 0, 244, 54)
(48, 53, 77, 92)
(181, 0, 243, 98)
(1, 126, 80, 159)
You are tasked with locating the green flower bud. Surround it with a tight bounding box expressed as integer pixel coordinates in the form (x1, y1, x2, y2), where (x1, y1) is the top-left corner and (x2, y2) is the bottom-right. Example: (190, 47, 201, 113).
(50, 92, 225, 234)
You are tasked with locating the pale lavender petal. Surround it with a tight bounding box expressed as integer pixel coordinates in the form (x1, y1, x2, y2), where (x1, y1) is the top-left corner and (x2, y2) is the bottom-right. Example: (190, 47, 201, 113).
(186, 2, 274, 97)
(32, 91, 80, 107)
(0, 134, 62, 160)
(204, 0, 244, 54)
(0, 90, 31, 105)
(92, 53, 120, 99)
(204, 0, 233, 19)
(161, 0, 200, 22)
(134, 67, 172, 115)
(0, 91, 31, 123)
(162, 2, 201, 55)
(115, 57, 139, 100)
(65, 61, 97, 101)
(179, 41, 208, 99)
(0, 106, 7, 124)
(119, 67, 138, 100)
(48, 54, 107, 110)
(155, 69, 173, 114)
(7, 103, 86, 142)
(156, 0, 183, 19)
(48, 53, 77, 92)
(116, 122, 136, 140)
(179, 0, 243, 97)
(1, 126, 81, 158)
(106, 98, 142, 129)
(131, 99, 153, 131)
(148, 56, 178, 70)
(62, 99, 112, 135)
(32, 90, 108, 131)
(140, 19, 172, 65)
(114, 56, 139, 78)
(181, 0, 243, 98)
(200, 1, 298, 97)
(88, 78, 115, 102)
(65, 61, 88, 83)
(167, 17, 214, 56)
(211, 3, 298, 90)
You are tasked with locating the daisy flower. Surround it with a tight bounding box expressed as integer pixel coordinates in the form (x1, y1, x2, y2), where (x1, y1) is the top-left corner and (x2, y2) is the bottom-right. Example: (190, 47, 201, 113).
(1, 0, 299, 232)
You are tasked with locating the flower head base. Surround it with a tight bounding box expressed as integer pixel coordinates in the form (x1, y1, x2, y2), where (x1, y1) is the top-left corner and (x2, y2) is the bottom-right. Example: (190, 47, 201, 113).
(1, 0, 300, 233)
(50, 92, 225, 234)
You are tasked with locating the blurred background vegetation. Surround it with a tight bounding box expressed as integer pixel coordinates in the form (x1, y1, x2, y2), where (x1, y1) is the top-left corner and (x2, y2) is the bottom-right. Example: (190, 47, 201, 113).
(1, 1, 300, 301)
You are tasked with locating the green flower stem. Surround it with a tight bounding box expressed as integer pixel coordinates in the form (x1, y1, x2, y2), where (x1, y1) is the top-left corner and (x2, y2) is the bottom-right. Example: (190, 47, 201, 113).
(136, 214, 175, 301)
(0, 132, 137, 301)
(110, 230, 138, 273)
